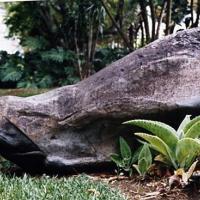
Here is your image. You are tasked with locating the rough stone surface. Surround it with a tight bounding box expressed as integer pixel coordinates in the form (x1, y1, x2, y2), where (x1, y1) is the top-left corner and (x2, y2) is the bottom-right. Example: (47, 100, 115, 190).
(1, 28, 200, 173)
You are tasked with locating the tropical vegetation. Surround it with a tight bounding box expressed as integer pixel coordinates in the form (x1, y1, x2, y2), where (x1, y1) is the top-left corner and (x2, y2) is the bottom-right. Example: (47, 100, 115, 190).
(0, 0, 200, 88)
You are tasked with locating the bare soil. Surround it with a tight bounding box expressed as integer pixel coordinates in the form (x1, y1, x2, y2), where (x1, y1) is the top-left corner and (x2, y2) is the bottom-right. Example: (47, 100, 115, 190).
(90, 174, 200, 200)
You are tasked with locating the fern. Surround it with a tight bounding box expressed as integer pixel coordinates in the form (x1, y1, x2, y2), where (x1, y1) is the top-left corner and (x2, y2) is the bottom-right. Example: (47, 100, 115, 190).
(23, 36, 48, 51)
(37, 75, 53, 88)
(41, 48, 76, 63)
(0, 63, 23, 82)
(41, 48, 65, 63)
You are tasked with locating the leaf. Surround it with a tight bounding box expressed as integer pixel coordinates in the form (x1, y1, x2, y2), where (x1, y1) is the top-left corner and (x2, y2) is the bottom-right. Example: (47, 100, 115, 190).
(41, 48, 76, 63)
(176, 138, 200, 169)
(184, 154, 196, 170)
(135, 133, 177, 169)
(182, 160, 198, 184)
(138, 144, 152, 167)
(132, 164, 141, 176)
(138, 158, 148, 176)
(2, 71, 23, 82)
(124, 120, 178, 149)
(154, 154, 172, 165)
(182, 172, 188, 184)
(183, 116, 200, 134)
(37, 75, 53, 88)
(110, 154, 122, 166)
(184, 121, 200, 138)
(186, 160, 198, 179)
(131, 146, 143, 164)
(177, 115, 191, 138)
(23, 36, 48, 50)
(119, 137, 132, 160)
(41, 48, 65, 63)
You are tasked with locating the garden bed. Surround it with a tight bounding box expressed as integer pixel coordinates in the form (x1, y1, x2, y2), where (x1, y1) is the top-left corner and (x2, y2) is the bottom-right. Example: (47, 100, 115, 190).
(91, 173, 200, 200)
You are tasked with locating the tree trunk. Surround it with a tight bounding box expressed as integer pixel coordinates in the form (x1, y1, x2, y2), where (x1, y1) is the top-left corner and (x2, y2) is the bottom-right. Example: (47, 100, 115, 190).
(74, 20, 83, 80)
(100, 0, 133, 51)
(115, 0, 124, 29)
(139, 0, 150, 43)
(191, 0, 194, 25)
(156, 0, 167, 39)
(165, 0, 172, 35)
(128, 24, 134, 49)
(193, 0, 200, 27)
(140, 20, 145, 46)
(149, 0, 156, 41)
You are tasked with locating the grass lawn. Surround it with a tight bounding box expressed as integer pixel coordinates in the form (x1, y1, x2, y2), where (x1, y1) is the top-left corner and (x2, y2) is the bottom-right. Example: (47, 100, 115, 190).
(0, 174, 126, 200)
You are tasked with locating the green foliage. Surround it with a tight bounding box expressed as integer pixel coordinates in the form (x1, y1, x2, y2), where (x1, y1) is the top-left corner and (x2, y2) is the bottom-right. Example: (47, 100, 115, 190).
(135, 133, 177, 168)
(0, 49, 79, 88)
(111, 137, 134, 176)
(22, 36, 48, 51)
(0, 52, 24, 82)
(176, 138, 200, 169)
(0, 157, 13, 171)
(94, 48, 129, 71)
(111, 137, 152, 177)
(0, 0, 196, 88)
(2, 0, 106, 82)
(0, 174, 127, 200)
(124, 120, 178, 149)
(41, 48, 76, 63)
(133, 144, 152, 176)
(183, 116, 200, 137)
(124, 115, 200, 170)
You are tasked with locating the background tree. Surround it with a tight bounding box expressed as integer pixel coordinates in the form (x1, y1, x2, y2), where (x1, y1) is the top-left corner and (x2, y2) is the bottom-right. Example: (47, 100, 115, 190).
(0, 0, 199, 89)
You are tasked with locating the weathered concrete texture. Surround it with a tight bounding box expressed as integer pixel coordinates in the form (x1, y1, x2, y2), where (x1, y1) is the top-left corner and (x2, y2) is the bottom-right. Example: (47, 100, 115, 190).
(1, 28, 200, 173)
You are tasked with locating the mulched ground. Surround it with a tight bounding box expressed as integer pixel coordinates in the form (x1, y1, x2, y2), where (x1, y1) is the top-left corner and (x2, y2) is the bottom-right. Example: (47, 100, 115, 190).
(90, 174, 200, 200)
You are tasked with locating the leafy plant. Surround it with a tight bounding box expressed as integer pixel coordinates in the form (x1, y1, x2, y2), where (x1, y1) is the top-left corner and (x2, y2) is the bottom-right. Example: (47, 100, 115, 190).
(124, 115, 200, 171)
(111, 137, 152, 177)
(111, 137, 138, 176)
(0, 156, 14, 172)
(132, 143, 152, 176)
(0, 48, 79, 88)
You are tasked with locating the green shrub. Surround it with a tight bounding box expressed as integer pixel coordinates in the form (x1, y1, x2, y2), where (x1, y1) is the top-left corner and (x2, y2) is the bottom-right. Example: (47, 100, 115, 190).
(0, 48, 80, 88)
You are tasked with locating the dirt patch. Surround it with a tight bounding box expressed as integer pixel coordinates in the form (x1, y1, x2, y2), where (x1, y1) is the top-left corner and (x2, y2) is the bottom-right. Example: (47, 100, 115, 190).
(90, 174, 200, 200)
